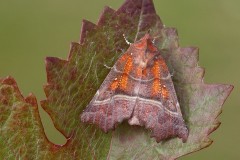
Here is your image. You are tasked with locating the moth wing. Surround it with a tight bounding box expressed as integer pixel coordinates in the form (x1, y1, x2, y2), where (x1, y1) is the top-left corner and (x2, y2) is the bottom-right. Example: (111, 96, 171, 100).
(129, 55, 188, 142)
(81, 53, 138, 132)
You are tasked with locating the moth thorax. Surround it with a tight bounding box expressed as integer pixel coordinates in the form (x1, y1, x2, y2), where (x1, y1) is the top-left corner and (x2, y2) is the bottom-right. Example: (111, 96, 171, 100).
(139, 60, 147, 69)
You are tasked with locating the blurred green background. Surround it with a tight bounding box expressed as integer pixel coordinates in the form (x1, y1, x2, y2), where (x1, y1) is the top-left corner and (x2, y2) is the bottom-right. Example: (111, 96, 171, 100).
(0, 0, 239, 159)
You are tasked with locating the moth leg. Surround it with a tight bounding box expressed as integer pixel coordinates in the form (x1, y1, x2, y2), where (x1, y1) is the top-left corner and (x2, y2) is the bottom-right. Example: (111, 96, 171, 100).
(123, 34, 132, 45)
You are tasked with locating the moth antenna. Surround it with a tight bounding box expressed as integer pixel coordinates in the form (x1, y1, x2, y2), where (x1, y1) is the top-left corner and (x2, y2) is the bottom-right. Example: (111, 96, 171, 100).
(123, 34, 131, 45)
(103, 63, 112, 69)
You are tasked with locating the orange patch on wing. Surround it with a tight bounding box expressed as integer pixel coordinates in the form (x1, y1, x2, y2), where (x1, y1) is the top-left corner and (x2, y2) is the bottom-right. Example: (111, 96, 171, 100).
(151, 60, 162, 95)
(119, 74, 128, 90)
(152, 58, 170, 99)
(152, 60, 161, 79)
(152, 79, 161, 96)
(162, 85, 169, 99)
(110, 79, 119, 90)
(119, 56, 133, 90)
(151, 59, 169, 99)
(118, 53, 130, 63)
(123, 56, 133, 74)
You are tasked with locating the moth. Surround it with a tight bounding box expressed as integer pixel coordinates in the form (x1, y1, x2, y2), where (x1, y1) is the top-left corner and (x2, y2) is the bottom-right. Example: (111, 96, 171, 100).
(81, 33, 188, 142)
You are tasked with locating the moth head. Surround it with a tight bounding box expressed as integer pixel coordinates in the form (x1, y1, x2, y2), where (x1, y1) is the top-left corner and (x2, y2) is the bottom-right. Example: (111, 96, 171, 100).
(131, 33, 159, 69)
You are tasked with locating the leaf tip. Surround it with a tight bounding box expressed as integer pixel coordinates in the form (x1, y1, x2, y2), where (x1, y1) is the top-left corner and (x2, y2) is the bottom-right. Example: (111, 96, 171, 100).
(98, 6, 116, 25)
(80, 19, 97, 44)
(25, 93, 38, 106)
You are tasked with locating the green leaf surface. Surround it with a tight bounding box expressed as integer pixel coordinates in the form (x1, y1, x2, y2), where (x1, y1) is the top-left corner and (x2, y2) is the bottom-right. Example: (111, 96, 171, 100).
(0, 77, 52, 159)
(0, 0, 233, 159)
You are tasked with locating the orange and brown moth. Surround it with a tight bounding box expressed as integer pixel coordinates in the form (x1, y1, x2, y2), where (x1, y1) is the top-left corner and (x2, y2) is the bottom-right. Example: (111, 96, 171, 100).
(81, 33, 188, 142)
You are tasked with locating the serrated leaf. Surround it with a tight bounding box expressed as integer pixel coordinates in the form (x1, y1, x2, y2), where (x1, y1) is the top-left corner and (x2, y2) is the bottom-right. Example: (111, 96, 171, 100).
(105, 1, 233, 160)
(0, 0, 233, 159)
(0, 77, 53, 159)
